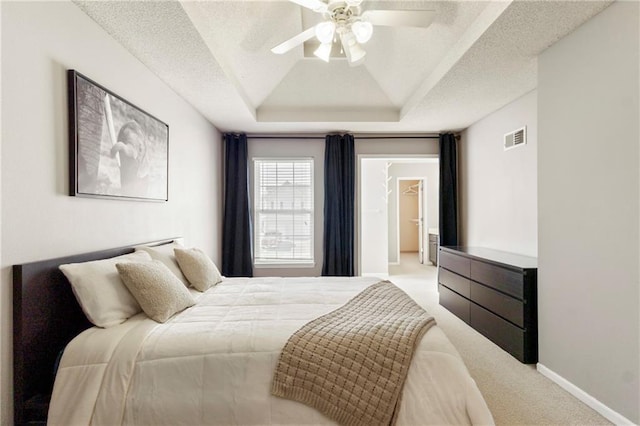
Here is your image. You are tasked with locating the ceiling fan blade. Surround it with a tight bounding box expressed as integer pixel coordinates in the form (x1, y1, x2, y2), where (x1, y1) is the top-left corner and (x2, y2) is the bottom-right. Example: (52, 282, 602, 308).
(361, 10, 436, 28)
(271, 27, 317, 54)
(288, 0, 327, 13)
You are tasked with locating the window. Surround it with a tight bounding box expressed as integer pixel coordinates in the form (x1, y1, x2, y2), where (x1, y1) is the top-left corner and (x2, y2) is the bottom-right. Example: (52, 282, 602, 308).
(253, 158, 314, 266)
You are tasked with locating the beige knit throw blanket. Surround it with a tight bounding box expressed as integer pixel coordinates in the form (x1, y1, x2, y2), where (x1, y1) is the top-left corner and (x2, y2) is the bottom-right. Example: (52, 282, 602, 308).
(271, 280, 436, 426)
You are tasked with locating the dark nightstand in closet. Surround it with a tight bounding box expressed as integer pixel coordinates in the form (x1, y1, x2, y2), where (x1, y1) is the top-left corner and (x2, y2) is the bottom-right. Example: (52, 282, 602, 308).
(428, 233, 438, 265)
(438, 246, 538, 363)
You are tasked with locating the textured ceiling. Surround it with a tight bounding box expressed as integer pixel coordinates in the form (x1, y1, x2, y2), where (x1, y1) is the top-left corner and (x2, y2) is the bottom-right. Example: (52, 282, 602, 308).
(73, 0, 612, 133)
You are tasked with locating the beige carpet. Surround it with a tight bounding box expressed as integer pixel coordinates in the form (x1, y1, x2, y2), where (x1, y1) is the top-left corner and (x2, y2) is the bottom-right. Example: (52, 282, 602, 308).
(389, 253, 610, 426)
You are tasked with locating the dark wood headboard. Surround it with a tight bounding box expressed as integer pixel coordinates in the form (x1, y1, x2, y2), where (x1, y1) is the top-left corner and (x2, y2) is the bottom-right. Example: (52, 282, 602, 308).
(13, 238, 178, 425)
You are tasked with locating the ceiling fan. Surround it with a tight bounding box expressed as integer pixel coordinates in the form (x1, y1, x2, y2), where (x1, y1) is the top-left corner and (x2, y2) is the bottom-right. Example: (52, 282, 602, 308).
(271, 0, 435, 66)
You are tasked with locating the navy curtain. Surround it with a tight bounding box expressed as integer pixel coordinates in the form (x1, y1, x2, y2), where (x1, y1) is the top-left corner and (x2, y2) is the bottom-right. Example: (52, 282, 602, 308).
(221, 133, 253, 277)
(322, 134, 355, 276)
(439, 133, 459, 247)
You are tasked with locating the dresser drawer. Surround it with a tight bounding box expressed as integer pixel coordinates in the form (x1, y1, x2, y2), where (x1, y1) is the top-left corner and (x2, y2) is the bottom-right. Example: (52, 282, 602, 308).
(439, 284, 469, 324)
(437, 247, 537, 363)
(471, 260, 523, 299)
(439, 251, 470, 277)
(470, 303, 525, 362)
(439, 268, 470, 298)
(470, 281, 524, 327)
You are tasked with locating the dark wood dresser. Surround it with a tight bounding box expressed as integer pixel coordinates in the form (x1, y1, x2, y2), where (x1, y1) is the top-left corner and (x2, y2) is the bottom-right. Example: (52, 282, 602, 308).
(438, 246, 538, 363)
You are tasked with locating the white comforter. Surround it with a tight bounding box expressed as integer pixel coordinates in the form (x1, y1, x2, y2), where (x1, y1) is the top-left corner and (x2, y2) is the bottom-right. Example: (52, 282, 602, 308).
(49, 276, 494, 425)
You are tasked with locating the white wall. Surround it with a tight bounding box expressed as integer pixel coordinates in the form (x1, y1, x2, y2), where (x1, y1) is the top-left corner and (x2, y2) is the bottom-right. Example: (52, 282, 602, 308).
(0, 2, 221, 424)
(360, 159, 389, 276)
(248, 138, 325, 277)
(459, 90, 538, 257)
(355, 137, 439, 157)
(537, 1, 639, 423)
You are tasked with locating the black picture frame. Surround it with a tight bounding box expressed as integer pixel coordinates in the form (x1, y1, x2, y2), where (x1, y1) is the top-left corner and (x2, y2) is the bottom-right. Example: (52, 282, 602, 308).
(68, 70, 169, 201)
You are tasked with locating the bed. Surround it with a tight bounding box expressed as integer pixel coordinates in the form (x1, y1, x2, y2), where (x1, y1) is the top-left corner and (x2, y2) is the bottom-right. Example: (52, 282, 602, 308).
(13, 239, 494, 425)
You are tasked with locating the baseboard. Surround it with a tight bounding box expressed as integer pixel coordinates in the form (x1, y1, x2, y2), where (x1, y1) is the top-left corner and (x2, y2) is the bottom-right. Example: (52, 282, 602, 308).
(536, 363, 636, 425)
(388, 262, 400, 266)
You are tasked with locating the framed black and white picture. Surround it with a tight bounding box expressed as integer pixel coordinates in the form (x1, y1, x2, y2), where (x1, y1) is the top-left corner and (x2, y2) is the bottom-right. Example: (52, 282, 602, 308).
(68, 70, 169, 201)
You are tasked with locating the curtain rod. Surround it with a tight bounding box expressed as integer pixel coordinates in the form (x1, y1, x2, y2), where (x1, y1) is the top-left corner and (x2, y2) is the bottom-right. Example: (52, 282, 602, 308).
(246, 135, 442, 140)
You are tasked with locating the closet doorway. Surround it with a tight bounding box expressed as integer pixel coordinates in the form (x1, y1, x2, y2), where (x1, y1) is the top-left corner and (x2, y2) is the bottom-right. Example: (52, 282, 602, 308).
(358, 156, 439, 277)
(397, 179, 425, 264)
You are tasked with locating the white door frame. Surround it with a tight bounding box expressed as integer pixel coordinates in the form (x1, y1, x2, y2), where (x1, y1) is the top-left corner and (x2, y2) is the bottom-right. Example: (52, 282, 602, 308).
(396, 177, 428, 265)
(356, 155, 438, 275)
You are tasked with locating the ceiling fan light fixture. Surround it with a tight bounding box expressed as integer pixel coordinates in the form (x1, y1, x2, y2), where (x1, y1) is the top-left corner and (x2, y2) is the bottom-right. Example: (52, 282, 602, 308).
(347, 45, 366, 66)
(273, 0, 438, 65)
(315, 21, 336, 44)
(340, 31, 366, 66)
(351, 21, 373, 43)
(313, 42, 333, 62)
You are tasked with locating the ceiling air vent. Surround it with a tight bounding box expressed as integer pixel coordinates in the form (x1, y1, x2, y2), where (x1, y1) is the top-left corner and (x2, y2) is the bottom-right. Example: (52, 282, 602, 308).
(504, 127, 527, 151)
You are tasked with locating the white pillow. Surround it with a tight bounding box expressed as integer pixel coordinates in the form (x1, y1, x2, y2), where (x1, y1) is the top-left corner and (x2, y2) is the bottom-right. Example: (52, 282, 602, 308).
(59, 251, 152, 327)
(116, 260, 196, 323)
(135, 242, 189, 287)
(174, 247, 223, 292)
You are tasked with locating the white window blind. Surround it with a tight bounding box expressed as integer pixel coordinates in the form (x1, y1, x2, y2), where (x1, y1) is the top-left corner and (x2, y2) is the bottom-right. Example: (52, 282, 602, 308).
(254, 158, 314, 265)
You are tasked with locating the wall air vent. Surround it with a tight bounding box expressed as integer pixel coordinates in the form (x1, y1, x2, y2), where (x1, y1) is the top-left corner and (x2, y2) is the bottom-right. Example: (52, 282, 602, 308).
(504, 126, 527, 151)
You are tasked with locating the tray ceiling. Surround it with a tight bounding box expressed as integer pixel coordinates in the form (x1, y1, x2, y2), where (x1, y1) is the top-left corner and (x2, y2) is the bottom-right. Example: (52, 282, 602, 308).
(74, 0, 612, 133)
